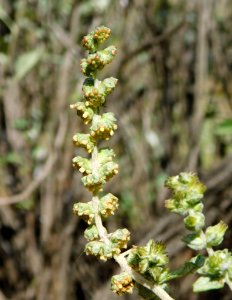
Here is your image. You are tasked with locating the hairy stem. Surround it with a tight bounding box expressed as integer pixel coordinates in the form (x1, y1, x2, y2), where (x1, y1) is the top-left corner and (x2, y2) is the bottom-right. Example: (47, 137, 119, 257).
(91, 146, 175, 300)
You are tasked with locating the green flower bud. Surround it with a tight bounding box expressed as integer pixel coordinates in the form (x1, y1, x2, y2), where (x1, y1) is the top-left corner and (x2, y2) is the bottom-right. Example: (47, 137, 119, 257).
(165, 173, 206, 216)
(85, 241, 114, 261)
(99, 161, 119, 181)
(127, 240, 169, 277)
(149, 266, 170, 284)
(146, 241, 169, 266)
(90, 113, 117, 140)
(111, 272, 134, 295)
(72, 133, 95, 153)
(183, 232, 206, 250)
(84, 225, 99, 241)
(82, 26, 111, 52)
(81, 173, 105, 193)
(73, 202, 95, 225)
(70, 102, 94, 124)
(99, 193, 119, 217)
(85, 240, 121, 261)
(205, 221, 228, 247)
(198, 249, 232, 278)
(72, 156, 91, 175)
(165, 198, 189, 216)
(83, 77, 118, 108)
(110, 228, 130, 249)
(184, 211, 205, 231)
(81, 46, 117, 77)
(98, 148, 116, 164)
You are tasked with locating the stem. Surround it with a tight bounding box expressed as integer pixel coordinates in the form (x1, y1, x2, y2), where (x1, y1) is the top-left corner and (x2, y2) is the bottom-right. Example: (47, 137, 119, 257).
(94, 208, 175, 300)
(92, 196, 109, 245)
(114, 255, 175, 300)
(91, 145, 175, 300)
(206, 247, 214, 256)
(82, 31, 174, 300)
(226, 274, 232, 291)
(91, 146, 109, 245)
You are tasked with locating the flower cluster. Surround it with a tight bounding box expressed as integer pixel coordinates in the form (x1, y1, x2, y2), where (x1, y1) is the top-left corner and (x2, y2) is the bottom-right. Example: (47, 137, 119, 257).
(127, 240, 169, 288)
(165, 172, 232, 292)
(72, 26, 232, 300)
(71, 26, 130, 264)
(111, 272, 134, 295)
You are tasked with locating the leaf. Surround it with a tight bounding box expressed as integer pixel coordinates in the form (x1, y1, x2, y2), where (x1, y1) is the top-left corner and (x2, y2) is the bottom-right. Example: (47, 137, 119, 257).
(136, 283, 159, 300)
(193, 276, 224, 292)
(215, 119, 232, 136)
(183, 232, 206, 250)
(15, 47, 44, 80)
(205, 221, 228, 247)
(167, 255, 205, 281)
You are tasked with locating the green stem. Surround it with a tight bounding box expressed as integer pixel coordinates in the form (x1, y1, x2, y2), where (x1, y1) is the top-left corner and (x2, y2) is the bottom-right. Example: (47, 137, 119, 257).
(206, 247, 214, 256)
(226, 274, 232, 291)
(114, 255, 175, 300)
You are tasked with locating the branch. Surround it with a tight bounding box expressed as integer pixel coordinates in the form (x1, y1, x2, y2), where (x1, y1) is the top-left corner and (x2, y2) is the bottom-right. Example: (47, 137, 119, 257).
(119, 19, 186, 70)
(0, 113, 68, 205)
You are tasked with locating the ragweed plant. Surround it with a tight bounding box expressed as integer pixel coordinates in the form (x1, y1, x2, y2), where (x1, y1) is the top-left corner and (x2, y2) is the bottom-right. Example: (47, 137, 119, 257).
(165, 173, 232, 293)
(71, 26, 232, 300)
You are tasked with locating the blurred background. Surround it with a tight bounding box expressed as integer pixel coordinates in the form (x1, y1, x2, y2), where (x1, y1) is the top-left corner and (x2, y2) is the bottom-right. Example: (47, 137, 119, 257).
(0, 0, 232, 299)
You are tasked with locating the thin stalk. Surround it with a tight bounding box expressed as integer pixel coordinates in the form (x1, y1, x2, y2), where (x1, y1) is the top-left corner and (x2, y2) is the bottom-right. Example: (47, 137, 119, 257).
(91, 146, 175, 300)
(226, 274, 232, 291)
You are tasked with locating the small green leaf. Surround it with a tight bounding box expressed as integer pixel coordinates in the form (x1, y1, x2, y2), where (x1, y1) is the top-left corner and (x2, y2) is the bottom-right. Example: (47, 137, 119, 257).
(167, 255, 205, 281)
(193, 276, 224, 292)
(84, 225, 99, 241)
(184, 212, 205, 231)
(183, 232, 206, 250)
(15, 47, 44, 80)
(205, 221, 228, 247)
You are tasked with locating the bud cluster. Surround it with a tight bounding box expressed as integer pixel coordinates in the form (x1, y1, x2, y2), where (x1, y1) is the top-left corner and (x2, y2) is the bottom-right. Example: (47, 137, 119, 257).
(127, 240, 169, 287)
(72, 27, 232, 300)
(165, 172, 232, 292)
(82, 26, 111, 53)
(111, 272, 134, 295)
(71, 26, 130, 265)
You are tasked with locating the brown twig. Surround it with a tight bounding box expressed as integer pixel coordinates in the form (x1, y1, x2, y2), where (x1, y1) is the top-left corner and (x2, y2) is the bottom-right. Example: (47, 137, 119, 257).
(119, 19, 186, 70)
(0, 113, 68, 206)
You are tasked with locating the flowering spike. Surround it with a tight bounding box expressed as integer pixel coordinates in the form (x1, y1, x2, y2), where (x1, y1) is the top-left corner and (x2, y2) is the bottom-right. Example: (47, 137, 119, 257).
(70, 26, 232, 300)
(83, 77, 118, 108)
(82, 26, 111, 53)
(81, 46, 117, 77)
